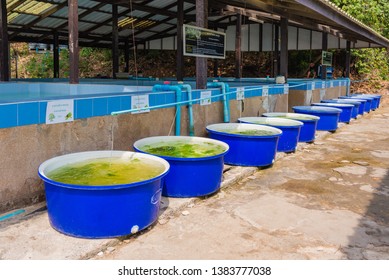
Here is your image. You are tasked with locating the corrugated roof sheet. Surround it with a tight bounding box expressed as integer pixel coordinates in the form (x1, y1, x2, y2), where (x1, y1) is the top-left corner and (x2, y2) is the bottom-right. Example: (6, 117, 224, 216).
(82, 12, 112, 23)
(148, 0, 177, 9)
(2, 0, 388, 49)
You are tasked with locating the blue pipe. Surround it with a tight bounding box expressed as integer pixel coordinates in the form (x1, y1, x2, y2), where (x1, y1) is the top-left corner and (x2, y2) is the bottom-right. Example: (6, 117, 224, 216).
(0, 209, 25, 222)
(178, 82, 194, 136)
(153, 83, 193, 136)
(153, 84, 182, 136)
(206, 81, 230, 123)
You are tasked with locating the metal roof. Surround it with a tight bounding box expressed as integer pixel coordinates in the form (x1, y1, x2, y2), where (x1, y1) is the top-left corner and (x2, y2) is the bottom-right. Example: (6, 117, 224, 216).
(3, 0, 389, 49)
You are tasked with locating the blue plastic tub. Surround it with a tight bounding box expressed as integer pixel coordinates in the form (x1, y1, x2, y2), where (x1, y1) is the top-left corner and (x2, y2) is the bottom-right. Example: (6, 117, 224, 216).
(293, 106, 341, 132)
(337, 97, 366, 115)
(133, 136, 229, 198)
(38, 151, 170, 238)
(339, 96, 372, 112)
(369, 94, 382, 108)
(262, 112, 320, 143)
(206, 123, 282, 167)
(322, 99, 361, 119)
(352, 94, 380, 110)
(239, 117, 303, 152)
(312, 102, 353, 123)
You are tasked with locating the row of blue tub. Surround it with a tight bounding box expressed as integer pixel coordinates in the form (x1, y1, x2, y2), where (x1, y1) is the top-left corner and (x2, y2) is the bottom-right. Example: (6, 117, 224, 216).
(37, 93, 381, 238)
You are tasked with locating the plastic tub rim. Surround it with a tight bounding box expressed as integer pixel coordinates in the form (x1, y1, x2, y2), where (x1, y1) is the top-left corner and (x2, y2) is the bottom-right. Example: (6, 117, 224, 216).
(206, 123, 283, 139)
(133, 135, 229, 161)
(293, 106, 342, 114)
(312, 102, 354, 108)
(262, 112, 320, 122)
(38, 150, 170, 190)
(238, 116, 304, 127)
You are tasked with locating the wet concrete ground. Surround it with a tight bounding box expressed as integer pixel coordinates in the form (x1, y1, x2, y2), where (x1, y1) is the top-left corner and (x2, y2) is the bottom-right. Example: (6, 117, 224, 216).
(99, 95, 389, 260)
(1, 94, 388, 260)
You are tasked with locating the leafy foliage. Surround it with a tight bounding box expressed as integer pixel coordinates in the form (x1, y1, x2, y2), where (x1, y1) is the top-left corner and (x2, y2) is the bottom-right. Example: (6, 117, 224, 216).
(330, 0, 389, 87)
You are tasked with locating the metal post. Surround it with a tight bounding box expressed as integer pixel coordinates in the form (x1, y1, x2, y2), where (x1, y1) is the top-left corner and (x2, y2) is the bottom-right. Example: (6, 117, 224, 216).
(53, 31, 60, 78)
(0, 0, 10, 81)
(274, 24, 279, 76)
(235, 13, 242, 79)
(345, 40, 351, 78)
(124, 39, 129, 73)
(112, 4, 119, 79)
(280, 17, 288, 80)
(176, 0, 184, 81)
(68, 0, 79, 84)
(321, 32, 328, 80)
(196, 0, 208, 89)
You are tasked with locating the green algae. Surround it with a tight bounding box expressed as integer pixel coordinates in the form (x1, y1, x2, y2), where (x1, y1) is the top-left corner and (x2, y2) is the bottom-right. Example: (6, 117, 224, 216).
(47, 157, 165, 186)
(220, 129, 277, 136)
(141, 141, 226, 158)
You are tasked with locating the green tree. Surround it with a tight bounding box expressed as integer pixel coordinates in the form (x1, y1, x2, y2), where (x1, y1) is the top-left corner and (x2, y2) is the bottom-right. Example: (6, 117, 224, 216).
(331, 0, 389, 86)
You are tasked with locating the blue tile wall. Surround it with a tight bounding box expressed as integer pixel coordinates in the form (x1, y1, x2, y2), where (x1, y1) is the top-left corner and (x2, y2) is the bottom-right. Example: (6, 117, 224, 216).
(18, 102, 39, 126)
(0, 104, 17, 128)
(120, 96, 131, 110)
(0, 80, 351, 129)
(39, 102, 47, 124)
(93, 98, 108, 117)
(107, 97, 121, 115)
(75, 99, 93, 119)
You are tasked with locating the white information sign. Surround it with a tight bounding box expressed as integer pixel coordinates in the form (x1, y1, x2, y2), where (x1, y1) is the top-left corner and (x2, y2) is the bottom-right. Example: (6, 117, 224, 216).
(200, 91, 212, 106)
(236, 87, 245, 100)
(262, 86, 269, 96)
(46, 99, 74, 124)
(321, 81, 326, 89)
(131, 95, 150, 114)
(330, 81, 334, 88)
(311, 82, 315, 91)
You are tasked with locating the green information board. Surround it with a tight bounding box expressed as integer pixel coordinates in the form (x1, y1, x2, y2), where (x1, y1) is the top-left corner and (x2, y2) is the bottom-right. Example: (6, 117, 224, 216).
(183, 25, 226, 59)
(322, 51, 333, 66)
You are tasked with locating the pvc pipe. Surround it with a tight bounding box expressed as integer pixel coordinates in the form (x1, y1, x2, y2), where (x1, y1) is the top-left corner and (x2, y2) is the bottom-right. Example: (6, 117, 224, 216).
(206, 81, 230, 123)
(153, 84, 182, 136)
(178, 83, 194, 136)
(0, 209, 25, 222)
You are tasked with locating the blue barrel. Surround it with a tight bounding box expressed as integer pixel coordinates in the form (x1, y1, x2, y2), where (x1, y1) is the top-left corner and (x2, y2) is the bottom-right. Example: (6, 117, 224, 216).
(352, 94, 380, 110)
(238, 117, 303, 152)
(337, 97, 366, 115)
(322, 99, 361, 119)
(134, 136, 229, 198)
(206, 123, 282, 167)
(339, 96, 372, 112)
(262, 112, 319, 143)
(38, 151, 170, 238)
(293, 106, 341, 132)
(312, 102, 353, 123)
(370, 94, 382, 108)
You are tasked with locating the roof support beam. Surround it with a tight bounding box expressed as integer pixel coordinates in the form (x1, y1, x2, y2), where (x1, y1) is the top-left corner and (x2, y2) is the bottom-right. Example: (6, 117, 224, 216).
(68, 0, 79, 84)
(280, 17, 288, 80)
(295, 0, 388, 47)
(196, 0, 208, 89)
(235, 13, 242, 79)
(112, 4, 119, 79)
(274, 24, 279, 77)
(321, 32, 328, 80)
(176, 0, 184, 81)
(0, 0, 10, 81)
(345, 40, 351, 78)
(53, 31, 60, 78)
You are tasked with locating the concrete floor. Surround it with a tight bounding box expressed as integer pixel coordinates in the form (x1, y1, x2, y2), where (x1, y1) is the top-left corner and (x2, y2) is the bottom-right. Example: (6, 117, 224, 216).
(99, 94, 389, 260)
(1, 94, 388, 260)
